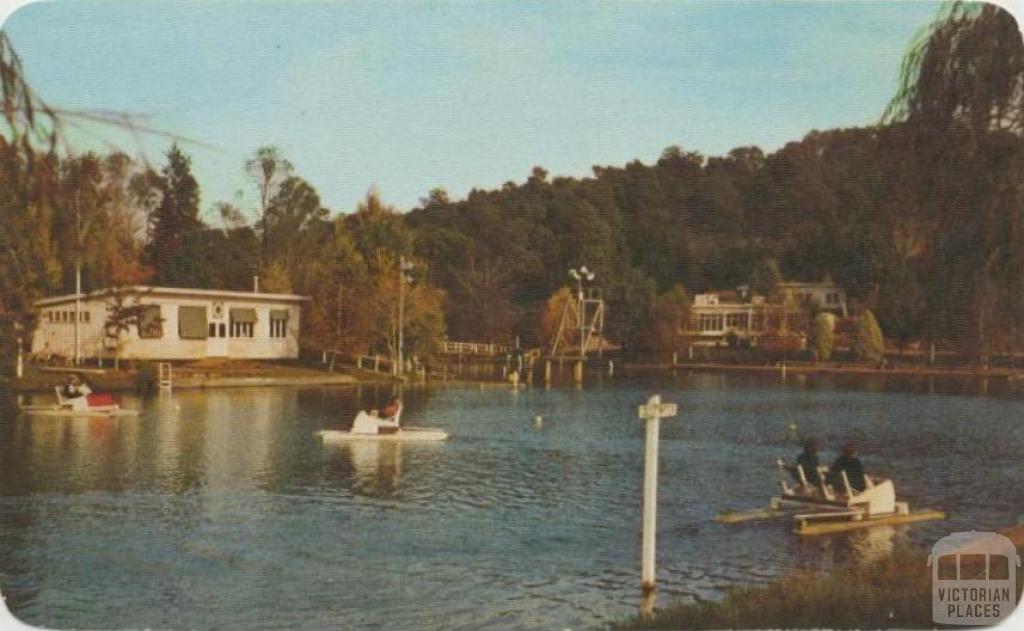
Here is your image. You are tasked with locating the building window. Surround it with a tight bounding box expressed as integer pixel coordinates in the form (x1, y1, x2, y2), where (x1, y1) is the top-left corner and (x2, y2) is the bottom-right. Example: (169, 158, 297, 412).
(138, 305, 163, 339)
(179, 306, 208, 340)
(230, 321, 254, 338)
(83, 311, 90, 324)
(270, 309, 289, 338)
(726, 313, 749, 329)
(697, 313, 724, 332)
(229, 308, 257, 338)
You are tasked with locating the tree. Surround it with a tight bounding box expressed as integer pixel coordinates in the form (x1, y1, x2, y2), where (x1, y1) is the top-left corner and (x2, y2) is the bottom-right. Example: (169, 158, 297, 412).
(750, 258, 783, 301)
(361, 254, 445, 363)
(886, 3, 1024, 137)
(264, 175, 328, 272)
(853, 309, 885, 363)
(245, 146, 293, 273)
(147, 144, 201, 284)
(537, 287, 572, 350)
(448, 254, 516, 344)
(103, 289, 159, 370)
(0, 33, 61, 318)
(810, 312, 834, 361)
(347, 187, 413, 268)
(642, 285, 690, 356)
(261, 261, 293, 294)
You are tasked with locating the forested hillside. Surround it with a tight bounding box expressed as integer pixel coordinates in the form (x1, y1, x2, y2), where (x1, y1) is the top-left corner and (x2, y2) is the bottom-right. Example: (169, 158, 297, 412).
(408, 2, 1024, 356)
(2, 2, 1022, 361)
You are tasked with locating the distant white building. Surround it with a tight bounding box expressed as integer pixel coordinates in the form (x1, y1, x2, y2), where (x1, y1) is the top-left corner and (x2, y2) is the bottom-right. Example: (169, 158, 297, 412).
(32, 286, 308, 361)
(686, 277, 849, 345)
(778, 277, 848, 317)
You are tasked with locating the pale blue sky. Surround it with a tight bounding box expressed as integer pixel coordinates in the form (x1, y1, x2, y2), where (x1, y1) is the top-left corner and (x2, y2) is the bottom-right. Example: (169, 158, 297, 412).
(4, 1, 942, 220)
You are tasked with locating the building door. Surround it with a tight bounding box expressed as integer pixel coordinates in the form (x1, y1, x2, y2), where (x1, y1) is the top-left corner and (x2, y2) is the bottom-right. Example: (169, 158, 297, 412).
(207, 321, 228, 357)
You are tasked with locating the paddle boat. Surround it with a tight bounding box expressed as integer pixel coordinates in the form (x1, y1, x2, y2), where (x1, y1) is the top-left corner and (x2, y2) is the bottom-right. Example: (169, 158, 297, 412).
(315, 406, 449, 443)
(715, 458, 944, 535)
(21, 386, 139, 418)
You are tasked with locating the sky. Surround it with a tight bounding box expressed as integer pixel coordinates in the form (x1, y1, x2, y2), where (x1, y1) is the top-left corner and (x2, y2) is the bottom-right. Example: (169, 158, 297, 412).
(2, 1, 946, 220)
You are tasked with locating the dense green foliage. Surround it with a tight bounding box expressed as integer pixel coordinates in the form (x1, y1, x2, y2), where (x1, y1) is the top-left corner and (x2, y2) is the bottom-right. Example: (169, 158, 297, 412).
(2, 3, 1023, 363)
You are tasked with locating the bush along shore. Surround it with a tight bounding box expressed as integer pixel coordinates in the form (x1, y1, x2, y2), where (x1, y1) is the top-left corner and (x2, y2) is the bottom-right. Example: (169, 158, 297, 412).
(613, 540, 1024, 630)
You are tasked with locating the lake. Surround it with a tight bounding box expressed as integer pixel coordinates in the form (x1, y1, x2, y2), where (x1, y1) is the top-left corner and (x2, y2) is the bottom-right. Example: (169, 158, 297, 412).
(1, 371, 1022, 629)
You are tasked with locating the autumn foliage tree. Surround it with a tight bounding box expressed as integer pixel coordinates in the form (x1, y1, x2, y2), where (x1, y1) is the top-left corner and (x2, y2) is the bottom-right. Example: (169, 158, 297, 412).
(642, 285, 690, 356)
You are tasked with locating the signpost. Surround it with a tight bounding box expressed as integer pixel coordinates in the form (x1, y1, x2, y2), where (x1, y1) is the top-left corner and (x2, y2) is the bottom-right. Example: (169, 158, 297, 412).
(637, 394, 677, 618)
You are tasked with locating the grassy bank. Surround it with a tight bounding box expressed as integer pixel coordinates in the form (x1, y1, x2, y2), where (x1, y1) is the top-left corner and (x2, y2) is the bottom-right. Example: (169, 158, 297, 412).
(615, 548, 933, 629)
(615, 542, 1024, 630)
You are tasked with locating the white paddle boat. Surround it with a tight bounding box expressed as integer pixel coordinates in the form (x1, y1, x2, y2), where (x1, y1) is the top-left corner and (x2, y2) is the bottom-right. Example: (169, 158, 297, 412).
(315, 406, 449, 443)
(716, 458, 944, 535)
(21, 387, 139, 418)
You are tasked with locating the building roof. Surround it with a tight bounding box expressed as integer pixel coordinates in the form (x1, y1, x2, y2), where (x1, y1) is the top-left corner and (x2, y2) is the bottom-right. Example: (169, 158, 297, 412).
(34, 286, 310, 308)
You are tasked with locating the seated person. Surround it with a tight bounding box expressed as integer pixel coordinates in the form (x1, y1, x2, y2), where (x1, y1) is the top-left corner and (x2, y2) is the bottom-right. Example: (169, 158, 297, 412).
(380, 397, 401, 420)
(62, 375, 92, 399)
(828, 442, 867, 493)
(793, 438, 823, 487)
(377, 397, 402, 430)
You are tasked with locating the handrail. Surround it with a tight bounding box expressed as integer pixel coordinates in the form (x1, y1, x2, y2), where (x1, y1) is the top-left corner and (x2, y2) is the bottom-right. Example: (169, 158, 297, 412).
(437, 341, 513, 356)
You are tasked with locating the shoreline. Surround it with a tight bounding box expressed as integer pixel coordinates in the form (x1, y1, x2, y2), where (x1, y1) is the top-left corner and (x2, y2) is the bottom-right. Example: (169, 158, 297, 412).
(623, 360, 1024, 381)
(7, 361, 395, 394)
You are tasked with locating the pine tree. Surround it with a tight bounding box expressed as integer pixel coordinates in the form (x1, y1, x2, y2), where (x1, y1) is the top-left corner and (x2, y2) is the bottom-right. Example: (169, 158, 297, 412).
(147, 144, 201, 285)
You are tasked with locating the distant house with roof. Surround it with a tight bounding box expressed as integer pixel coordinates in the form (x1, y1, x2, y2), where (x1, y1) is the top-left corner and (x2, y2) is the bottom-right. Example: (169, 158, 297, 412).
(778, 276, 848, 317)
(685, 277, 849, 347)
(31, 286, 308, 362)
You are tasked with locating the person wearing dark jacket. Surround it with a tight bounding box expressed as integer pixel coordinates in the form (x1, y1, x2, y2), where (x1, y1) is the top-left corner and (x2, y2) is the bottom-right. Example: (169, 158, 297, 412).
(829, 442, 866, 493)
(795, 438, 822, 487)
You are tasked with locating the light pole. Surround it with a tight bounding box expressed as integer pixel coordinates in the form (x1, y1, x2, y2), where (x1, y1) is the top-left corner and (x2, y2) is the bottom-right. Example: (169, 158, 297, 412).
(397, 257, 415, 377)
(568, 266, 595, 358)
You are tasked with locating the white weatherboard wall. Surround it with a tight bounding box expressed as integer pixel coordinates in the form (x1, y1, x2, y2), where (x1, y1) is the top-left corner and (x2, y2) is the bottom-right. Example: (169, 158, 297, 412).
(32, 287, 306, 361)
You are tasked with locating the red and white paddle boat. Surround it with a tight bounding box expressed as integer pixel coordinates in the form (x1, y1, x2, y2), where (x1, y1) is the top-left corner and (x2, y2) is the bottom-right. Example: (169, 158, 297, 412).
(716, 458, 944, 535)
(21, 385, 139, 418)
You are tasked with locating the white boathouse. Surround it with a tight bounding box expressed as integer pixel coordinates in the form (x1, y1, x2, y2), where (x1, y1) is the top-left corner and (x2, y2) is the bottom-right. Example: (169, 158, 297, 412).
(31, 286, 308, 361)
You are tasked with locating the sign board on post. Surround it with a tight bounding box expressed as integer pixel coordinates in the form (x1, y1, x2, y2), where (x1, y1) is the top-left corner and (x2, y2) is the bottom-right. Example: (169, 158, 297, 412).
(637, 394, 677, 618)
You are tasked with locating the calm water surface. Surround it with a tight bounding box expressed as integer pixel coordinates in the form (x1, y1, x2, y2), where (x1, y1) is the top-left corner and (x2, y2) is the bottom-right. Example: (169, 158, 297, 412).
(1, 371, 1023, 629)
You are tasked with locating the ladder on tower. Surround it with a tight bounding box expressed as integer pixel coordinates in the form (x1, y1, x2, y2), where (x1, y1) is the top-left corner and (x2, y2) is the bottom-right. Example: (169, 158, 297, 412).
(550, 292, 606, 359)
(158, 362, 173, 390)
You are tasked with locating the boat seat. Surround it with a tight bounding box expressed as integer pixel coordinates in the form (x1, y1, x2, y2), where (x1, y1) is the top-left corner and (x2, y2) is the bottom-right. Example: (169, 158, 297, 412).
(55, 386, 89, 411)
(351, 406, 402, 435)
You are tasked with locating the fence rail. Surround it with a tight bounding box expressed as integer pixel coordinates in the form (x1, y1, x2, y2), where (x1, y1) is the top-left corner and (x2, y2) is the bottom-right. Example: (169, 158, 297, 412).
(437, 341, 513, 357)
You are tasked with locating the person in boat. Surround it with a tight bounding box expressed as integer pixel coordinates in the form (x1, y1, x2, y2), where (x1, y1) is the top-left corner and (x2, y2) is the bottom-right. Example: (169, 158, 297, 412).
(794, 438, 822, 487)
(379, 397, 401, 421)
(828, 442, 867, 493)
(62, 374, 92, 399)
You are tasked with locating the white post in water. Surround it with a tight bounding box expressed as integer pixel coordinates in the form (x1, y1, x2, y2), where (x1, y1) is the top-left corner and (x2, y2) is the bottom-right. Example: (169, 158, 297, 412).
(637, 394, 677, 617)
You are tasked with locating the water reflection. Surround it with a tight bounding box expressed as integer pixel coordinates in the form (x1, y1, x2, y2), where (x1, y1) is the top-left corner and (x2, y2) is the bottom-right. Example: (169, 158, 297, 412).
(323, 441, 404, 497)
(1, 373, 1022, 631)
